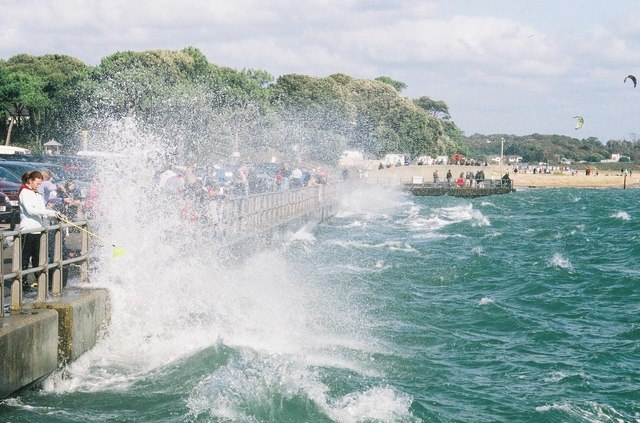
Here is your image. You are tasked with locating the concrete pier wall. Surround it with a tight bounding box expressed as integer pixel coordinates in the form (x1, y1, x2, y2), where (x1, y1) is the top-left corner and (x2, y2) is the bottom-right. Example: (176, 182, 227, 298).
(0, 309, 59, 398)
(0, 288, 109, 398)
(36, 288, 110, 364)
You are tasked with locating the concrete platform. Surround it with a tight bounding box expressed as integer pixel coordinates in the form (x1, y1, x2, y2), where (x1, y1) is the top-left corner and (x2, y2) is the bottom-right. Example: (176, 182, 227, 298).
(0, 308, 59, 398)
(0, 287, 109, 398)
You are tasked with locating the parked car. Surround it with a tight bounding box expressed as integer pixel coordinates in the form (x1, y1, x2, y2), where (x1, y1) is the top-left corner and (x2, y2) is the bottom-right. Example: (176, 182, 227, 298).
(0, 165, 21, 184)
(0, 179, 21, 224)
(0, 160, 74, 184)
(0, 160, 89, 200)
(18, 155, 96, 182)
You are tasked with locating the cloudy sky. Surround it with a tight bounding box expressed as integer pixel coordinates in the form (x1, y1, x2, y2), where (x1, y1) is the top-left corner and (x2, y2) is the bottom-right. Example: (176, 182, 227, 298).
(2, 0, 640, 142)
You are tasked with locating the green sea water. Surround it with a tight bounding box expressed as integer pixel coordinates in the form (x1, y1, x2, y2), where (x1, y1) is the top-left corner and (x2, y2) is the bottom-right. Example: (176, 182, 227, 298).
(2, 187, 639, 422)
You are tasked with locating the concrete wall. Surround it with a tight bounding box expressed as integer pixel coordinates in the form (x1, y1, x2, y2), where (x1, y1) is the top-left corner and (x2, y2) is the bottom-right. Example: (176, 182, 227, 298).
(0, 309, 59, 398)
(0, 288, 109, 398)
(36, 288, 110, 364)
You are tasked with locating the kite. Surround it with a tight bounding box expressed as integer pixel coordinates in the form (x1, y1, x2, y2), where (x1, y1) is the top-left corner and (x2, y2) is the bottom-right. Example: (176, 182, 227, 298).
(572, 115, 584, 130)
(624, 74, 637, 88)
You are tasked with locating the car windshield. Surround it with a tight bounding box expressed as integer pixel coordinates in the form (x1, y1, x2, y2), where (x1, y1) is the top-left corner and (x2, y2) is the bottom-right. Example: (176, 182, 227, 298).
(0, 161, 70, 184)
(0, 166, 20, 183)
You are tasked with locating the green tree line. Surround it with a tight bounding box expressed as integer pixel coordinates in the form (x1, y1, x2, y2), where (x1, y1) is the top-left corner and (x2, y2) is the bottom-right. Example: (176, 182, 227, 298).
(0, 47, 463, 165)
(465, 133, 640, 165)
(2, 47, 636, 165)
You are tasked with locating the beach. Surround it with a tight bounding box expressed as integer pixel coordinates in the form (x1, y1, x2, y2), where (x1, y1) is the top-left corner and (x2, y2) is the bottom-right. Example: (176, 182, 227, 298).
(363, 164, 639, 189)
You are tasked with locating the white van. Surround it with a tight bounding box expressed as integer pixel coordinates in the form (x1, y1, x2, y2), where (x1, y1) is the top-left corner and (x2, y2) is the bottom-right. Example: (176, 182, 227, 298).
(0, 145, 31, 155)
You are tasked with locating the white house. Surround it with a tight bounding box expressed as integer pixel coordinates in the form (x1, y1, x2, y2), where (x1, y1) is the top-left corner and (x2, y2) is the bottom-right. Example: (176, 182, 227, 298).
(383, 153, 406, 166)
(339, 150, 365, 166)
(601, 153, 624, 163)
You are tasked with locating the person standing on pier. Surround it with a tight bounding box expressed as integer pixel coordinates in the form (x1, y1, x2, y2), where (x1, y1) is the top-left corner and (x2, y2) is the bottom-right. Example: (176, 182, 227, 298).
(19, 171, 61, 291)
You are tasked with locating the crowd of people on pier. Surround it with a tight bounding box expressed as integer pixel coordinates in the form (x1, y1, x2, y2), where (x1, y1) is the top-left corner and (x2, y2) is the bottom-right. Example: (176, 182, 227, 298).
(153, 162, 337, 236)
(429, 168, 512, 189)
(8, 159, 340, 293)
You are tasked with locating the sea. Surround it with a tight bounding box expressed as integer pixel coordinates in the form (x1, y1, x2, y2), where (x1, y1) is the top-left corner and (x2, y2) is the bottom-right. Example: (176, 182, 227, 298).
(1, 185, 639, 422)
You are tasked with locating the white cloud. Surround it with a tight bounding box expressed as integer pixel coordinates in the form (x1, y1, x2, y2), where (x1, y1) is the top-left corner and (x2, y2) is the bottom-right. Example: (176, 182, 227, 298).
(2, 0, 640, 141)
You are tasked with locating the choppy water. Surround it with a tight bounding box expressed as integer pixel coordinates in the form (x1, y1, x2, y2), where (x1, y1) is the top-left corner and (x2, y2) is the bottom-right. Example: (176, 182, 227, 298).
(2, 187, 639, 422)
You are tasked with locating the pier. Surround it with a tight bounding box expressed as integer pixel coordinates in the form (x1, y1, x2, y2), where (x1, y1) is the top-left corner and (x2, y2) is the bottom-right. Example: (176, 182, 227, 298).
(0, 182, 346, 399)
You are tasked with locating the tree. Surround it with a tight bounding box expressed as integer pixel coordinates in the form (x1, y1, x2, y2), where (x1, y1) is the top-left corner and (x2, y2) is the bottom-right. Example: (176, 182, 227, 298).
(270, 74, 353, 162)
(414, 96, 451, 120)
(1, 54, 89, 149)
(374, 76, 407, 93)
(0, 70, 49, 145)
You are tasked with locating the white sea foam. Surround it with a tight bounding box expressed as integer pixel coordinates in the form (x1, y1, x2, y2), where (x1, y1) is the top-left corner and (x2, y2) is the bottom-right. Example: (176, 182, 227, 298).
(337, 263, 381, 274)
(327, 239, 417, 253)
(479, 297, 494, 305)
(337, 185, 405, 219)
(411, 232, 454, 240)
(611, 211, 630, 221)
(337, 260, 391, 273)
(549, 253, 573, 271)
(472, 246, 484, 255)
(186, 353, 415, 422)
(535, 401, 628, 422)
(375, 260, 388, 269)
(406, 215, 450, 231)
(288, 224, 317, 243)
(406, 203, 490, 235)
(345, 220, 364, 228)
(543, 371, 568, 383)
(406, 204, 421, 218)
(439, 204, 490, 227)
(324, 386, 415, 423)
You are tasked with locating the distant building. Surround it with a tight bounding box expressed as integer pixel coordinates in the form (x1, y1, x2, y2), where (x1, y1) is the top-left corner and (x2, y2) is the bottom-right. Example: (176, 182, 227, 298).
(381, 153, 407, 166)
(339, 150, 365, 166)
(491, 155, 522, 164)
(601, 153, 624, 163)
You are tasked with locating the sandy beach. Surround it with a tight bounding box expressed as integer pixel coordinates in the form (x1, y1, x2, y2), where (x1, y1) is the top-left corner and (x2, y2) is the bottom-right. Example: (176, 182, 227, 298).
(361, 164, 639, 189)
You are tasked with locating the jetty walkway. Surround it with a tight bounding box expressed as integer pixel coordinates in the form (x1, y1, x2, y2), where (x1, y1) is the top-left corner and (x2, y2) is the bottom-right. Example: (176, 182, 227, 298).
(0, 182, 347, 399)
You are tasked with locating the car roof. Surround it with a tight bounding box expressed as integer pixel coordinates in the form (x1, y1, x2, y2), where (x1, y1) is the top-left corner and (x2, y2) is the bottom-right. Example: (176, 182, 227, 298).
(0, 161, 69, 181)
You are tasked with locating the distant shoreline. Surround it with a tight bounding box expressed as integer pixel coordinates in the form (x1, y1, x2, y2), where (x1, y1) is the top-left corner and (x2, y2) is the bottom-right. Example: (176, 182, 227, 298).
(361, 164, 639, 189)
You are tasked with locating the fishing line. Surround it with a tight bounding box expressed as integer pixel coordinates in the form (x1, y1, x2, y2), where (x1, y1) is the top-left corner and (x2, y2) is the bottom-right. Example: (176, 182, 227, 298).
(57, 215, 128, 257)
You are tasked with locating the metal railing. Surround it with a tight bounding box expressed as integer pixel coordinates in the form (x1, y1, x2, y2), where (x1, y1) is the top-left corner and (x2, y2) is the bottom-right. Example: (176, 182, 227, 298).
(207, 183, 345, 238)
(1, 221, 89, 316)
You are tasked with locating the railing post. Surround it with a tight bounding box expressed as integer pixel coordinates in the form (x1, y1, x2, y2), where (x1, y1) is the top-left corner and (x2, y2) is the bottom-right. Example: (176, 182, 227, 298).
(37, 231, 48, 302)
(10, 235, 22, 312)
(80, 222, 89, 284)
(51, 225, 63, 297)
